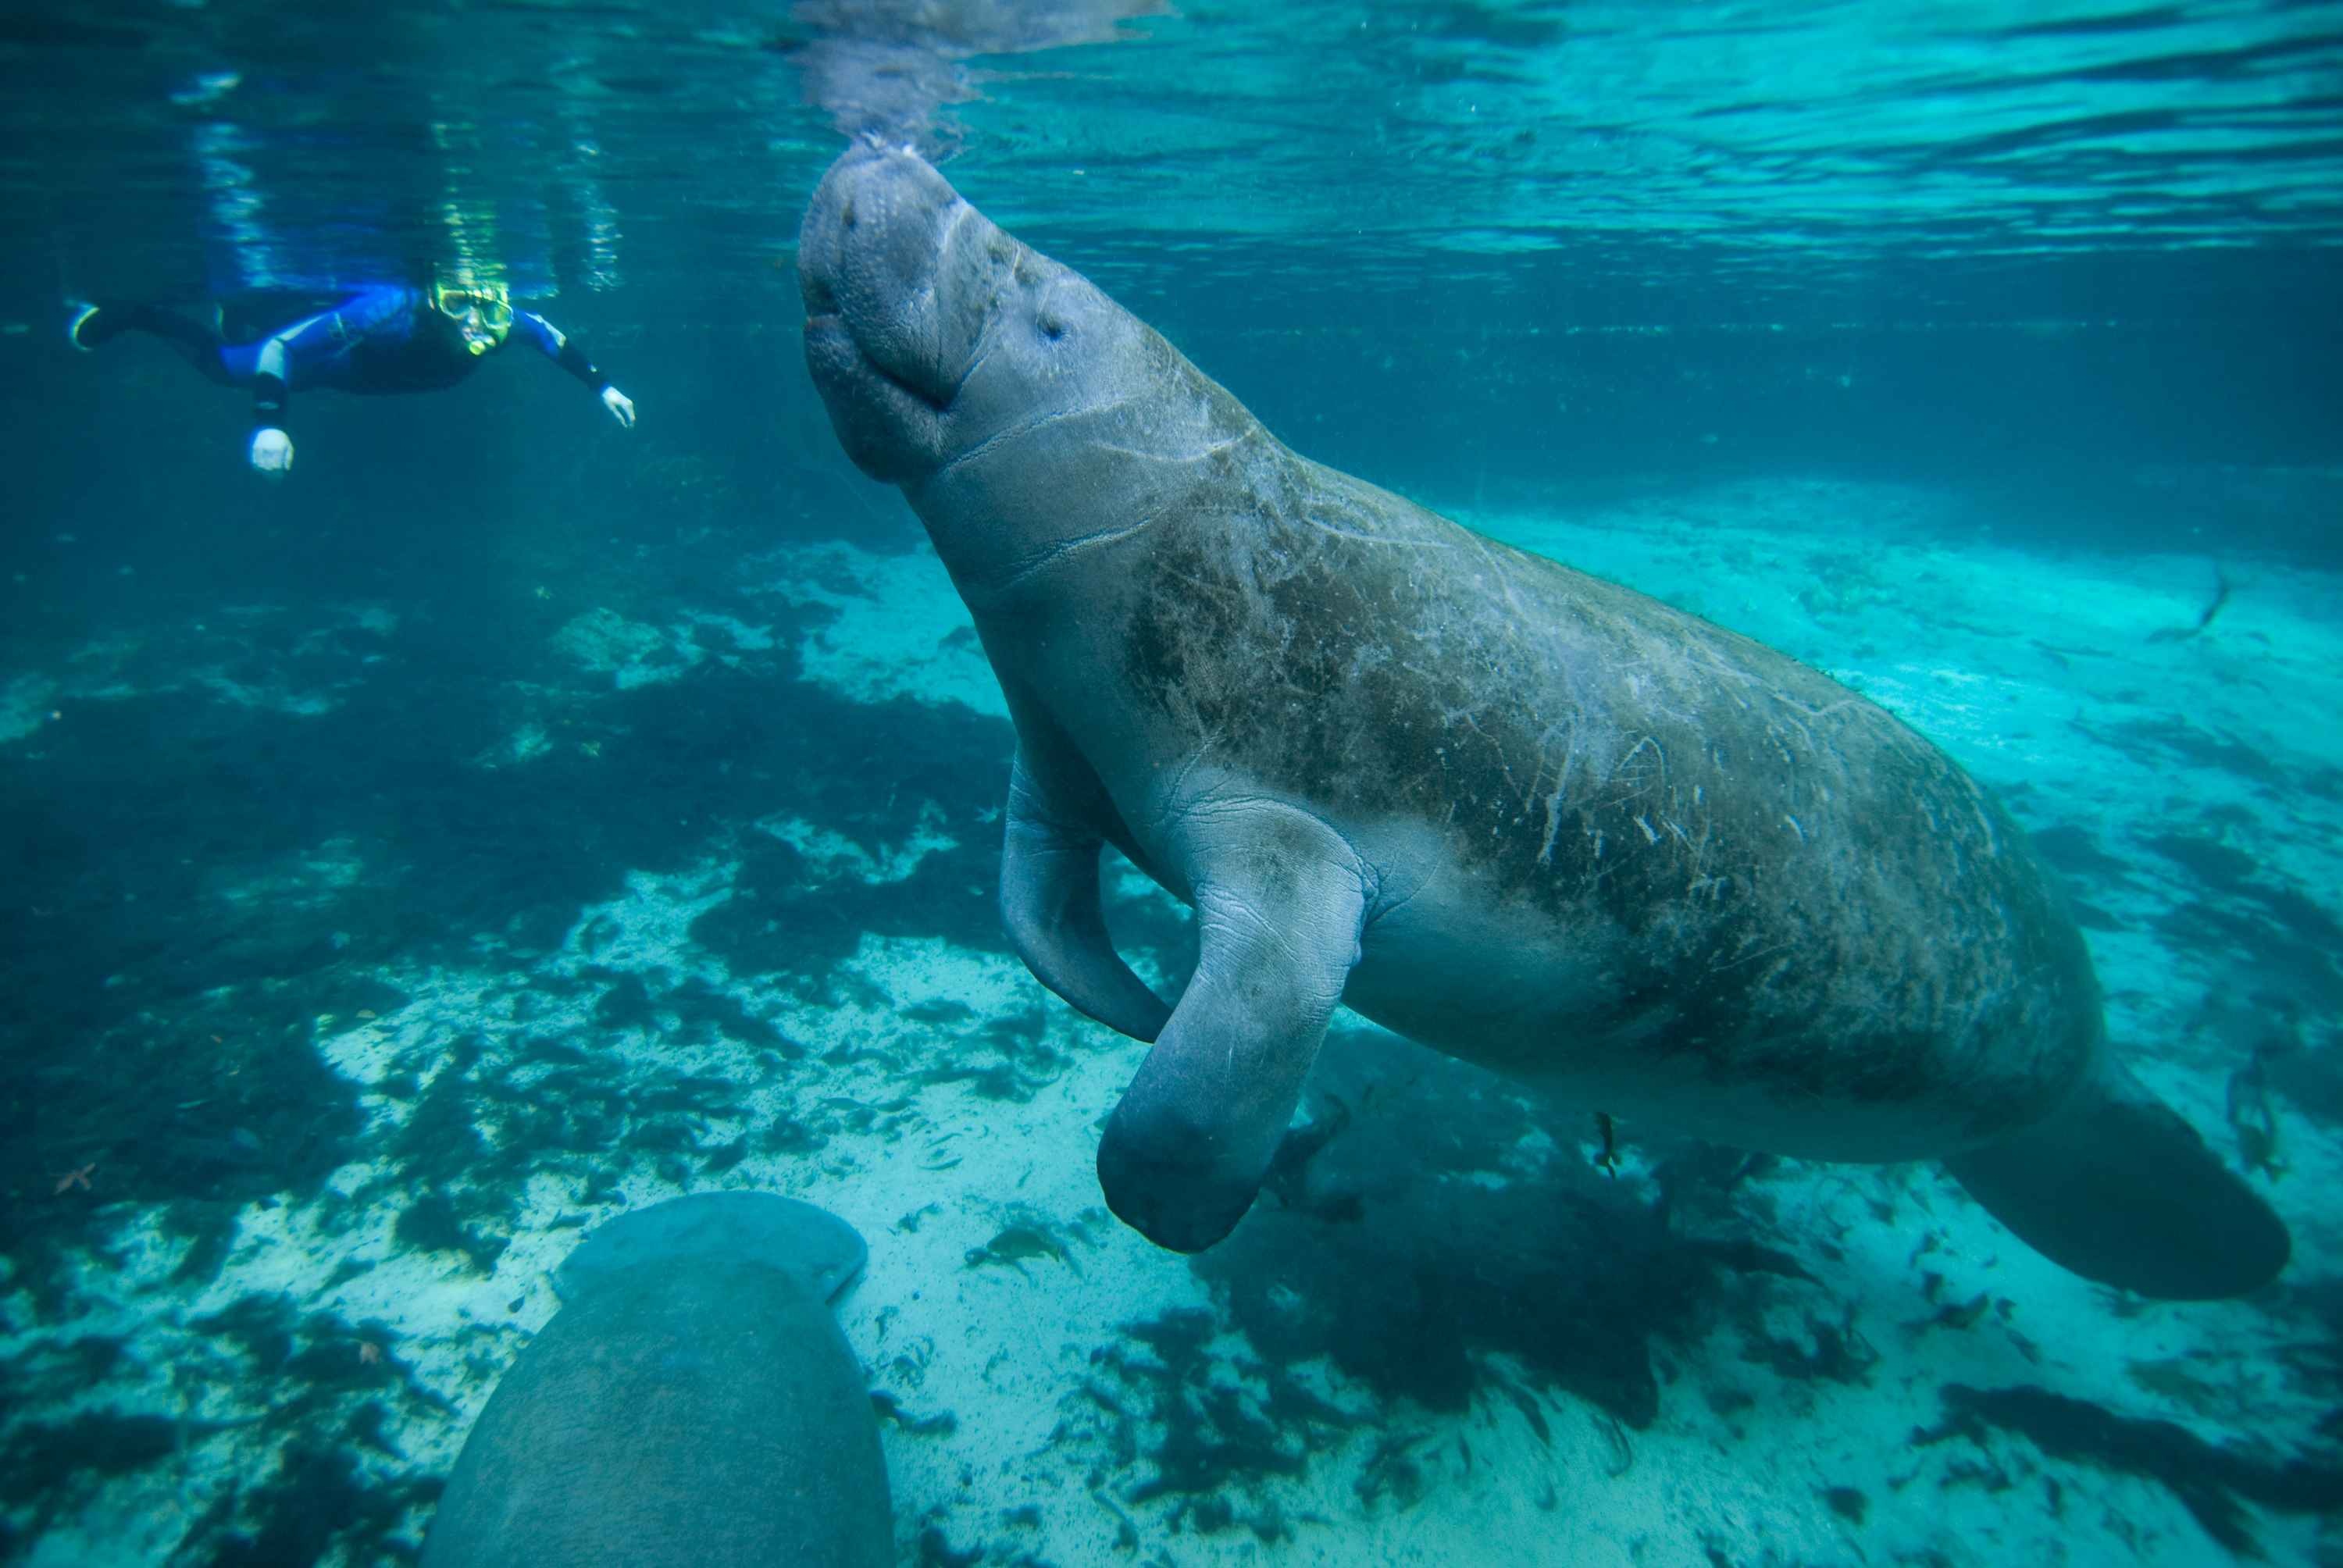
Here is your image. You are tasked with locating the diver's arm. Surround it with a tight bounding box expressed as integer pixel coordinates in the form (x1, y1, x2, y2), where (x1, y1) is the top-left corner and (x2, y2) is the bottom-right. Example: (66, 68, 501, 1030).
(245, 310, 345, 477)
(248, 332, 292, 472)
(515, 310, 636, 426)
(241, 289, 395, 476)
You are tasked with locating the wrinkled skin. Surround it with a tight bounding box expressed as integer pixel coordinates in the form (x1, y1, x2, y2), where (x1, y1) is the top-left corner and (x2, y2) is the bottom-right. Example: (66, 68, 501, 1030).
(797, 142, 2288, 1299)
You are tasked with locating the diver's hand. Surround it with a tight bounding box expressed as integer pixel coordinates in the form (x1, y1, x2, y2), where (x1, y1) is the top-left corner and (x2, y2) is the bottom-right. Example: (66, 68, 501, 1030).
(249, 427, 294, 477)
(601, 386, 636, 429)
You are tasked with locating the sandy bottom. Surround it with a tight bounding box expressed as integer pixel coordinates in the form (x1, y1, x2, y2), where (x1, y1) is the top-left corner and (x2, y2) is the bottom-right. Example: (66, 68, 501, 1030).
(5, 472, 2339, 1566)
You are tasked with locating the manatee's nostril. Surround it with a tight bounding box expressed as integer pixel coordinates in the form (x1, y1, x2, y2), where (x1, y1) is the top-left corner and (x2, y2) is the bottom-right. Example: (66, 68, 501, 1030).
(841, 198, 858, 230)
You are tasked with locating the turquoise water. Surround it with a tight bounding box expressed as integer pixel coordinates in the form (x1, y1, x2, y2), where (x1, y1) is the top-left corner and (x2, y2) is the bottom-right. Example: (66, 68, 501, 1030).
(4, 3, 2342, 1563)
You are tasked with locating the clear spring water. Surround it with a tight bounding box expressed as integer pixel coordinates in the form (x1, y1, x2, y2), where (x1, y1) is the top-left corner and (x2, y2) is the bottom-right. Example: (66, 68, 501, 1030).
(3, 4, 2341, 1564)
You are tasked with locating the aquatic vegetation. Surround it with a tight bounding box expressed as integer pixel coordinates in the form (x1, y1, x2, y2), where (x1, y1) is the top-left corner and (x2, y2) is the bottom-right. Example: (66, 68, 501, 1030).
(1917, 1383, 2343, 1556)
(0, 1413, 200, 1538)
(869, 1389, 958, 1437)
(917, 1007, 1073, 1104)
(1795, 550, 1888, 618)
(964, 1217, 1080, 1277)
(6, 4, 2342, 1552)
(1090, 1309, 1315, 1527)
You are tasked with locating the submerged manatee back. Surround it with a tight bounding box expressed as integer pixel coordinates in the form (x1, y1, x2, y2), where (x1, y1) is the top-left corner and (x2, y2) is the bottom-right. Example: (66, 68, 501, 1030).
(422, 1192, 890, 1568)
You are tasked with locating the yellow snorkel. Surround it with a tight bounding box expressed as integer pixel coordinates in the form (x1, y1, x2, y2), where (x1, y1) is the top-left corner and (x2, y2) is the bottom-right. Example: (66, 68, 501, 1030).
(432, 277, 513, 356)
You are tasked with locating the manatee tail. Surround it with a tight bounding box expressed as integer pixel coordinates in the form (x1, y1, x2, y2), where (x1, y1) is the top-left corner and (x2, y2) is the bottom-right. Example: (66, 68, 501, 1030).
(1942, 1059, 2289, 1300)
(555, 1192, 868, 1306)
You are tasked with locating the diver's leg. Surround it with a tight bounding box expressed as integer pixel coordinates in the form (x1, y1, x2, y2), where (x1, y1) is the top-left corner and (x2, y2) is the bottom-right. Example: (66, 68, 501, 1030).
(70, 302, 237, 384)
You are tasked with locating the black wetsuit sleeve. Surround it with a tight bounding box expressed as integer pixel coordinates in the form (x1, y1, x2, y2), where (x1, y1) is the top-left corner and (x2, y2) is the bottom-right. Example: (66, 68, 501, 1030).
(556, 335, 608, 391)
(516, 311, 613, 394)
(252, 336, 290, 429)
(245, 296, 365, 430)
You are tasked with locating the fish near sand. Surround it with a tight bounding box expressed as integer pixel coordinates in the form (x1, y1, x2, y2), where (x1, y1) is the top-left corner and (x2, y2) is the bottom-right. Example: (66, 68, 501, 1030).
(797, 141, 2288, 1301)
(422, 1192, 890, 1566)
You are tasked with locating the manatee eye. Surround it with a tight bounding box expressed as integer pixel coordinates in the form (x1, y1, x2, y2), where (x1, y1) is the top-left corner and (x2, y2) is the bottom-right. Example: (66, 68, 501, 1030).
(1038, 316, 1065, 342)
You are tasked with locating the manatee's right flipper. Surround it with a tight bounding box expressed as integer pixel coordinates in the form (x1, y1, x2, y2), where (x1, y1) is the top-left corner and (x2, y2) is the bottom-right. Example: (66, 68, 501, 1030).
(999, 751, 1173, 1042)
(1095, 803, 1368, 1253)
(1943, 1058, 2290, 1300)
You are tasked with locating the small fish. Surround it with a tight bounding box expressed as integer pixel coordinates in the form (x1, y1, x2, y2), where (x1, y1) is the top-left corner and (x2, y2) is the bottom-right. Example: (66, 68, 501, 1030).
(1592, 1111, 1619, 1177)
(1933, 1292, 1993, 1332)
(2226, 1051, 2287, 1179)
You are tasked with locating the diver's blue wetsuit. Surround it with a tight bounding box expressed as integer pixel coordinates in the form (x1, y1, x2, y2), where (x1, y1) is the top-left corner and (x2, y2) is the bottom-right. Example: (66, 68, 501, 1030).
(77, 285, 617, 437)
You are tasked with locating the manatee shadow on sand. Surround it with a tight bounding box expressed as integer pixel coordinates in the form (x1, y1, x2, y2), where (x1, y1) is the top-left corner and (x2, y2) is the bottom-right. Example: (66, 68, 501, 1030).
(1193, 1031, 1816, 1433)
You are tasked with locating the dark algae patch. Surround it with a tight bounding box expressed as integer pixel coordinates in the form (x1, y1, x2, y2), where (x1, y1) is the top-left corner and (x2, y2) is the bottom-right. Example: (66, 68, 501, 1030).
(1088, 1308, 1315, 1531)
(0, 1295, 453, 1562)
(1917, 1383, 2343, 1555)
(189, 1294, 452, 1434)
(2, 996, 366, 1319)
(358, 1010, 779, 1253)
(918, 1007, 1073, 1104)
(394, 1191, 508, 1275)
(0, 1412, 191, 1533)
(200, 1442, 442, 1568)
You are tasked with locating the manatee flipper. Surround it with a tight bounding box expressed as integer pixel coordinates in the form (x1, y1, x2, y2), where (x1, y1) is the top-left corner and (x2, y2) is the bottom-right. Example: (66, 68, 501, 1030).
(1943, 1058, 2290, 1300)
(1097, 804, 1367, 1252)
(1000, 750, 1173, 1042)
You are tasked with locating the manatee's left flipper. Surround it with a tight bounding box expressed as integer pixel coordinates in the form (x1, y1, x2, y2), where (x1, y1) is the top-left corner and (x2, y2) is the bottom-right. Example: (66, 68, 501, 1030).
(1000, 751, 1174, 1042)
(1096, 804, 1368, 1252)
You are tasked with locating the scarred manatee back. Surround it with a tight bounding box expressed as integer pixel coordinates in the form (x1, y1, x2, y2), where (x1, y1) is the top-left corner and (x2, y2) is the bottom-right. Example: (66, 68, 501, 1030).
(423, 1192, 888, 1568)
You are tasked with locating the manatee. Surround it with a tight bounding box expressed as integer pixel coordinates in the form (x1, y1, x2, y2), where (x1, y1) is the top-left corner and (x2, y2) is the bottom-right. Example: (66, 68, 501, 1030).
(796, 141, 2289, 1300)
(421, 1192, 890, 1566)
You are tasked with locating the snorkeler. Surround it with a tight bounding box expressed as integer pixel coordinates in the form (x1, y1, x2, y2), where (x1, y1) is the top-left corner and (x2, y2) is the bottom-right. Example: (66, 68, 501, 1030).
(67, 278, 637, 477)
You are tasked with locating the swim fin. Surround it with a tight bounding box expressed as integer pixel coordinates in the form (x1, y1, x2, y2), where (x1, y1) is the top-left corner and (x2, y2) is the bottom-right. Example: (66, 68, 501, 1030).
(66, 300, 105, 351)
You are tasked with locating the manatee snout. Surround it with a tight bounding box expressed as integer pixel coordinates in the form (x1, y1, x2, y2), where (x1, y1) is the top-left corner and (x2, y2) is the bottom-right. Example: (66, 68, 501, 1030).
(798, 141, 961, 365)
(799, 141, 995, 480)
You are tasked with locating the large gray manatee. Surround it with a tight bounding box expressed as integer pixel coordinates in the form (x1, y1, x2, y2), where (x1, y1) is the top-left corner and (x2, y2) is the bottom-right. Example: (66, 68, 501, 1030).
(797, 141, 2288, 1300)
(420, 1192, 890, 1567)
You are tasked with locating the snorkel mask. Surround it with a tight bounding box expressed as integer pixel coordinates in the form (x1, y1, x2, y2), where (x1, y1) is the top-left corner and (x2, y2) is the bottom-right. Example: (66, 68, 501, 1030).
(432, 279, 514, 355)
